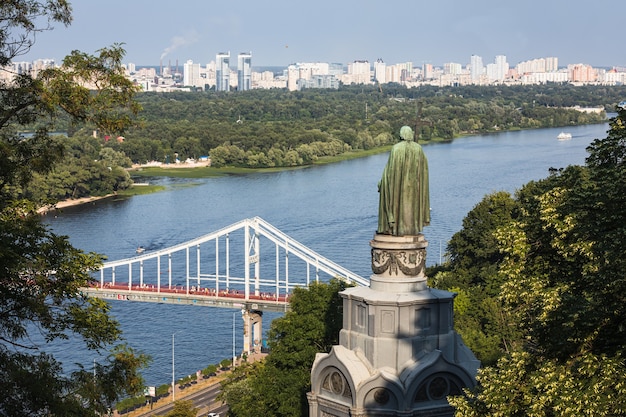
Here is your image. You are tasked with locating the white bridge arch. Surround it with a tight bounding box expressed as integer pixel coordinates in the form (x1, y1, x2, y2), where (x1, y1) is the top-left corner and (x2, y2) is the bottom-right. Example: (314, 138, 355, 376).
(82, 217, 368, 355)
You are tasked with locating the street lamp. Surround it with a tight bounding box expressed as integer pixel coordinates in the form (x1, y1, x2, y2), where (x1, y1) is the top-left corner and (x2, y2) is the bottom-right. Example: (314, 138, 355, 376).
(172, 331, 181, 402)
(232, 312, 236, 368)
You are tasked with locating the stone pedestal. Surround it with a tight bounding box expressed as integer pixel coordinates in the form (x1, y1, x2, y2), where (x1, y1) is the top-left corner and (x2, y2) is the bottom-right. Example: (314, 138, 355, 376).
(308, 233, 479, 417)
(370, 233, 428, 293)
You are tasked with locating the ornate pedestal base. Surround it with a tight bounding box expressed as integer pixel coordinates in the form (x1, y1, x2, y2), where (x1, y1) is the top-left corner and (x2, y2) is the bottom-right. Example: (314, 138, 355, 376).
(308, 232, 479, 417)
(370, 233, 428, 293)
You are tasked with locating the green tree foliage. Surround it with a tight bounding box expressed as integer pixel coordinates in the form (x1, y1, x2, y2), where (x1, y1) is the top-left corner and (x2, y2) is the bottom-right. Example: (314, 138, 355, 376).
(450, 107, 626, 415)
(0, 2, 147, 416)
(220, 279, 349, 417)
(24, 135, 133, 204)
(164, 400, 198, 417)
(116, 84, 616, 169)
(429, 191, 521, 365)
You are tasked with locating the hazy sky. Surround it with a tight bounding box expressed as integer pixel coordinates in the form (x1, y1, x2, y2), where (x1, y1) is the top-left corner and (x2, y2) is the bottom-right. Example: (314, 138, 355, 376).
(20, 0, 621, 68)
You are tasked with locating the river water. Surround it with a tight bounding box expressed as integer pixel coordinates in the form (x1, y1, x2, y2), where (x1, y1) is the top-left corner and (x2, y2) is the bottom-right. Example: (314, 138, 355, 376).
(44, 122, 609, 388)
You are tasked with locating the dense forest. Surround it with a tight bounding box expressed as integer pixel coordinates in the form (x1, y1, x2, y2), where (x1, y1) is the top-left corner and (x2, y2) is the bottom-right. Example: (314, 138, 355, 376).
(26, 83, 625, 203)
(111, 84, 615, 167)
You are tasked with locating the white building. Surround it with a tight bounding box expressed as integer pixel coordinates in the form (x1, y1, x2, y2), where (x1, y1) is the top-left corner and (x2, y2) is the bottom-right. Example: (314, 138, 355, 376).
(520, 70, 568, 84)
(374, 59, 386, 84)
(470, 54, 484, 82)
(183, 60, 202, 88)
(600, 69, 626, 85)
(343, 60, 371, 85)
(516, 57, 559, 74)
(286, 62, 333, 91)
(252, 71, 286, 89)
(443, 62, 463, 75)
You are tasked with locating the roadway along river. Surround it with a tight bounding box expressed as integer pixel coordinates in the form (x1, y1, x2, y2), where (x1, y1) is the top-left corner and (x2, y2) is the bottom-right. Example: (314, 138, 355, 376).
(44, 122, 611, 389)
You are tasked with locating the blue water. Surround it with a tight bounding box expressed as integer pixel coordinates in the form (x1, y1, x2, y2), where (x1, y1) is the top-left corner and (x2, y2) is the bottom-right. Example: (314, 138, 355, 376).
(44, 122, 609, 387)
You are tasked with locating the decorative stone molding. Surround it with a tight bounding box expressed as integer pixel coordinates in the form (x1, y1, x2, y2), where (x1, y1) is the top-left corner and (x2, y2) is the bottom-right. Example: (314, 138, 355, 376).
(371, 247, 425, 276)
(370, 233, 428, 279)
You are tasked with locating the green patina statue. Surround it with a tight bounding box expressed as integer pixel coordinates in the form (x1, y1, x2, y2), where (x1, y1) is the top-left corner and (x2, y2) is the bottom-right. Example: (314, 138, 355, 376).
(377, 126, 430, 236)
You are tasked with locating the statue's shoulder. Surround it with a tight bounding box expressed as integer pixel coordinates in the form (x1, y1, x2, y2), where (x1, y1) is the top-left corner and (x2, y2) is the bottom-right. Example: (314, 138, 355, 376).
(408, 141, 425, 152)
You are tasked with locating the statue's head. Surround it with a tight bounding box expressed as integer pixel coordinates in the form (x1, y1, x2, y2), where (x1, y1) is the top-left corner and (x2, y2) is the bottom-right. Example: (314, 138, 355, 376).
(400, 125, 414, 141)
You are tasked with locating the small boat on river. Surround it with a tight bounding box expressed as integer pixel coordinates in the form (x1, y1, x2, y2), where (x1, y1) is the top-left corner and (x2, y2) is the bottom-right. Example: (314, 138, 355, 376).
(557, 132, 572, 140)
(136, 246, 145, 254)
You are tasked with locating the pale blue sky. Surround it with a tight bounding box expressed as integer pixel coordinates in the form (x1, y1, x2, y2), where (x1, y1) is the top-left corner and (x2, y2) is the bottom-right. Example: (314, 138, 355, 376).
(20, 0, 621, 68)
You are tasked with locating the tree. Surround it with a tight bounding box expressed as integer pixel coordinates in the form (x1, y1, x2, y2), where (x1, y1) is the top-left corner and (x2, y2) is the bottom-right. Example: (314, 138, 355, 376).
(220, 279, 350, 417)
(451, 108, 626, 415)
(164, 400, 198, 417)
(429, 191, 521, 365)
(0, 2, 147, 416)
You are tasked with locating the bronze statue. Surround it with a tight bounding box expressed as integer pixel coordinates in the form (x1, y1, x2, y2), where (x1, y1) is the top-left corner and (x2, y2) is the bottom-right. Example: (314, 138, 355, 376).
(377, 126, 430, 236)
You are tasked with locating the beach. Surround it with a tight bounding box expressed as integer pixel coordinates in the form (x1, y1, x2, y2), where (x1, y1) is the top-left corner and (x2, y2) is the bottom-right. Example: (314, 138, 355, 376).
(38, 194, 116, 214)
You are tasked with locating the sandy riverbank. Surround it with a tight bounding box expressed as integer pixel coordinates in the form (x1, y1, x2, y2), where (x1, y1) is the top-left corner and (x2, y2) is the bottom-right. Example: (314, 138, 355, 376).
(38, 194, 116, 214)
(130, 161, 211, 170)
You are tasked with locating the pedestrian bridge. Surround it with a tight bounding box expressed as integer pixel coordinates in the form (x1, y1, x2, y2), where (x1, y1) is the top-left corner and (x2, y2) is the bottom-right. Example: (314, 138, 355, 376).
(82, 217, 368, 354)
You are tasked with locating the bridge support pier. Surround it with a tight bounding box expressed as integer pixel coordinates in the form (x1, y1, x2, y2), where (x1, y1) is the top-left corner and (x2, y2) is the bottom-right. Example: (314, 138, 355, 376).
(242, 309, 263, 355)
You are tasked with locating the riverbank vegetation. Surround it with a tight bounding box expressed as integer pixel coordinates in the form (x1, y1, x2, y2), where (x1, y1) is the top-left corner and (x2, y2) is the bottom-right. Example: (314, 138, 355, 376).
(23, 84, 625, 203)
(105, 84, 616, 170)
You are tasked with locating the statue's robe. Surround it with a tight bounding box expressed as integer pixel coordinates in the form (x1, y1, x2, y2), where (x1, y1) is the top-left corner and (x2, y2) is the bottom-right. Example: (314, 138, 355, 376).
(377, 140, 430, 236)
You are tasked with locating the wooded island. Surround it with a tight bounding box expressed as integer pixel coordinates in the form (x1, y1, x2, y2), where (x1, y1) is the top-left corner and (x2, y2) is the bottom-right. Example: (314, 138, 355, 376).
(23, 84, 623, 205)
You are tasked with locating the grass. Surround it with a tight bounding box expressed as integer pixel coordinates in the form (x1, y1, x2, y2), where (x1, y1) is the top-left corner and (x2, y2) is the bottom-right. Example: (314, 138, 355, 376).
(118, 184, 167, 196)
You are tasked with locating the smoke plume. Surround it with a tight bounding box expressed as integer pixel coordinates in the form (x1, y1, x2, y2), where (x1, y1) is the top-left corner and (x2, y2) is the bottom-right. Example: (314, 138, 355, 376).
(160, 32, 199, 60)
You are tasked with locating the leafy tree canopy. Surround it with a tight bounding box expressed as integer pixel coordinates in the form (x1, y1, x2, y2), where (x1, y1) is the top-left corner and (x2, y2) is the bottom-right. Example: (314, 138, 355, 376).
(164, 400, 198, 417)
(96, 84, 620, 170)
(448, 106, 626, 416)
(0, 2, 147, 416)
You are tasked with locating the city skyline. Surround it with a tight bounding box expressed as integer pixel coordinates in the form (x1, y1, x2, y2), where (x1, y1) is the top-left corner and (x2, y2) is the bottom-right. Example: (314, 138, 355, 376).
(17, 0, 623, 69)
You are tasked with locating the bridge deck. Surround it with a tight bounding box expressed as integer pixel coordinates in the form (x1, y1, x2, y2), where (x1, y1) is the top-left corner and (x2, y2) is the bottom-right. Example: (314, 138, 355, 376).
(87, 217, 367, 314)
(82, 284, 291, 313)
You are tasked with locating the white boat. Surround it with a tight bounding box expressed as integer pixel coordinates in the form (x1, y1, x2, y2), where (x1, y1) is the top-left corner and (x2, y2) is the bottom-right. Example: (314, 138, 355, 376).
(557, 132, 572, 140)
(136, 246, 145, 254)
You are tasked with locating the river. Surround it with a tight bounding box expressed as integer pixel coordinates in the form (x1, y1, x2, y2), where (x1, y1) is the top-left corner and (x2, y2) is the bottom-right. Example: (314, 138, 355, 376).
(44, 122, 610, 388)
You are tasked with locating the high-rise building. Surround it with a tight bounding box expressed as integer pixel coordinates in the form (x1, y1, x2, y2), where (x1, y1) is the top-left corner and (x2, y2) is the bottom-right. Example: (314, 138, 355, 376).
(546, 57, 559, 72)
(346, 60, 371, 84)
(494, 55, 509, 80)
(287, 65, 299, 91)
(516, 57, 559, 74)
(422, 63, 433, 80)
(374, 59, 386, 84)
(443, 62, 463, 75)
(237, 52, 252, 91)
(183, 60, 201, 87)
(470, 54, 484, 82)
(569, 63, 597, 83)
(216, 52, 230, 92)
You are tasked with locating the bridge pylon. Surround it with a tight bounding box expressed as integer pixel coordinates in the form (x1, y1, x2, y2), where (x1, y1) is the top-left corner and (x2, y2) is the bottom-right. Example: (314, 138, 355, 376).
(242, 309, 263, 355)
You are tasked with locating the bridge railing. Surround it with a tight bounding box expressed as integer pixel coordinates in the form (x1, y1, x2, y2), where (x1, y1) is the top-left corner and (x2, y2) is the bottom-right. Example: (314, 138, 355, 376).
(94, 217, 368, 304)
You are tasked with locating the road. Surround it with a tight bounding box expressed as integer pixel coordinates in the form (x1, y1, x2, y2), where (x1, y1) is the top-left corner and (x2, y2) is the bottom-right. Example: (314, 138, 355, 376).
(130, 379, 228, 417)
(124, 354, 266, 417)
